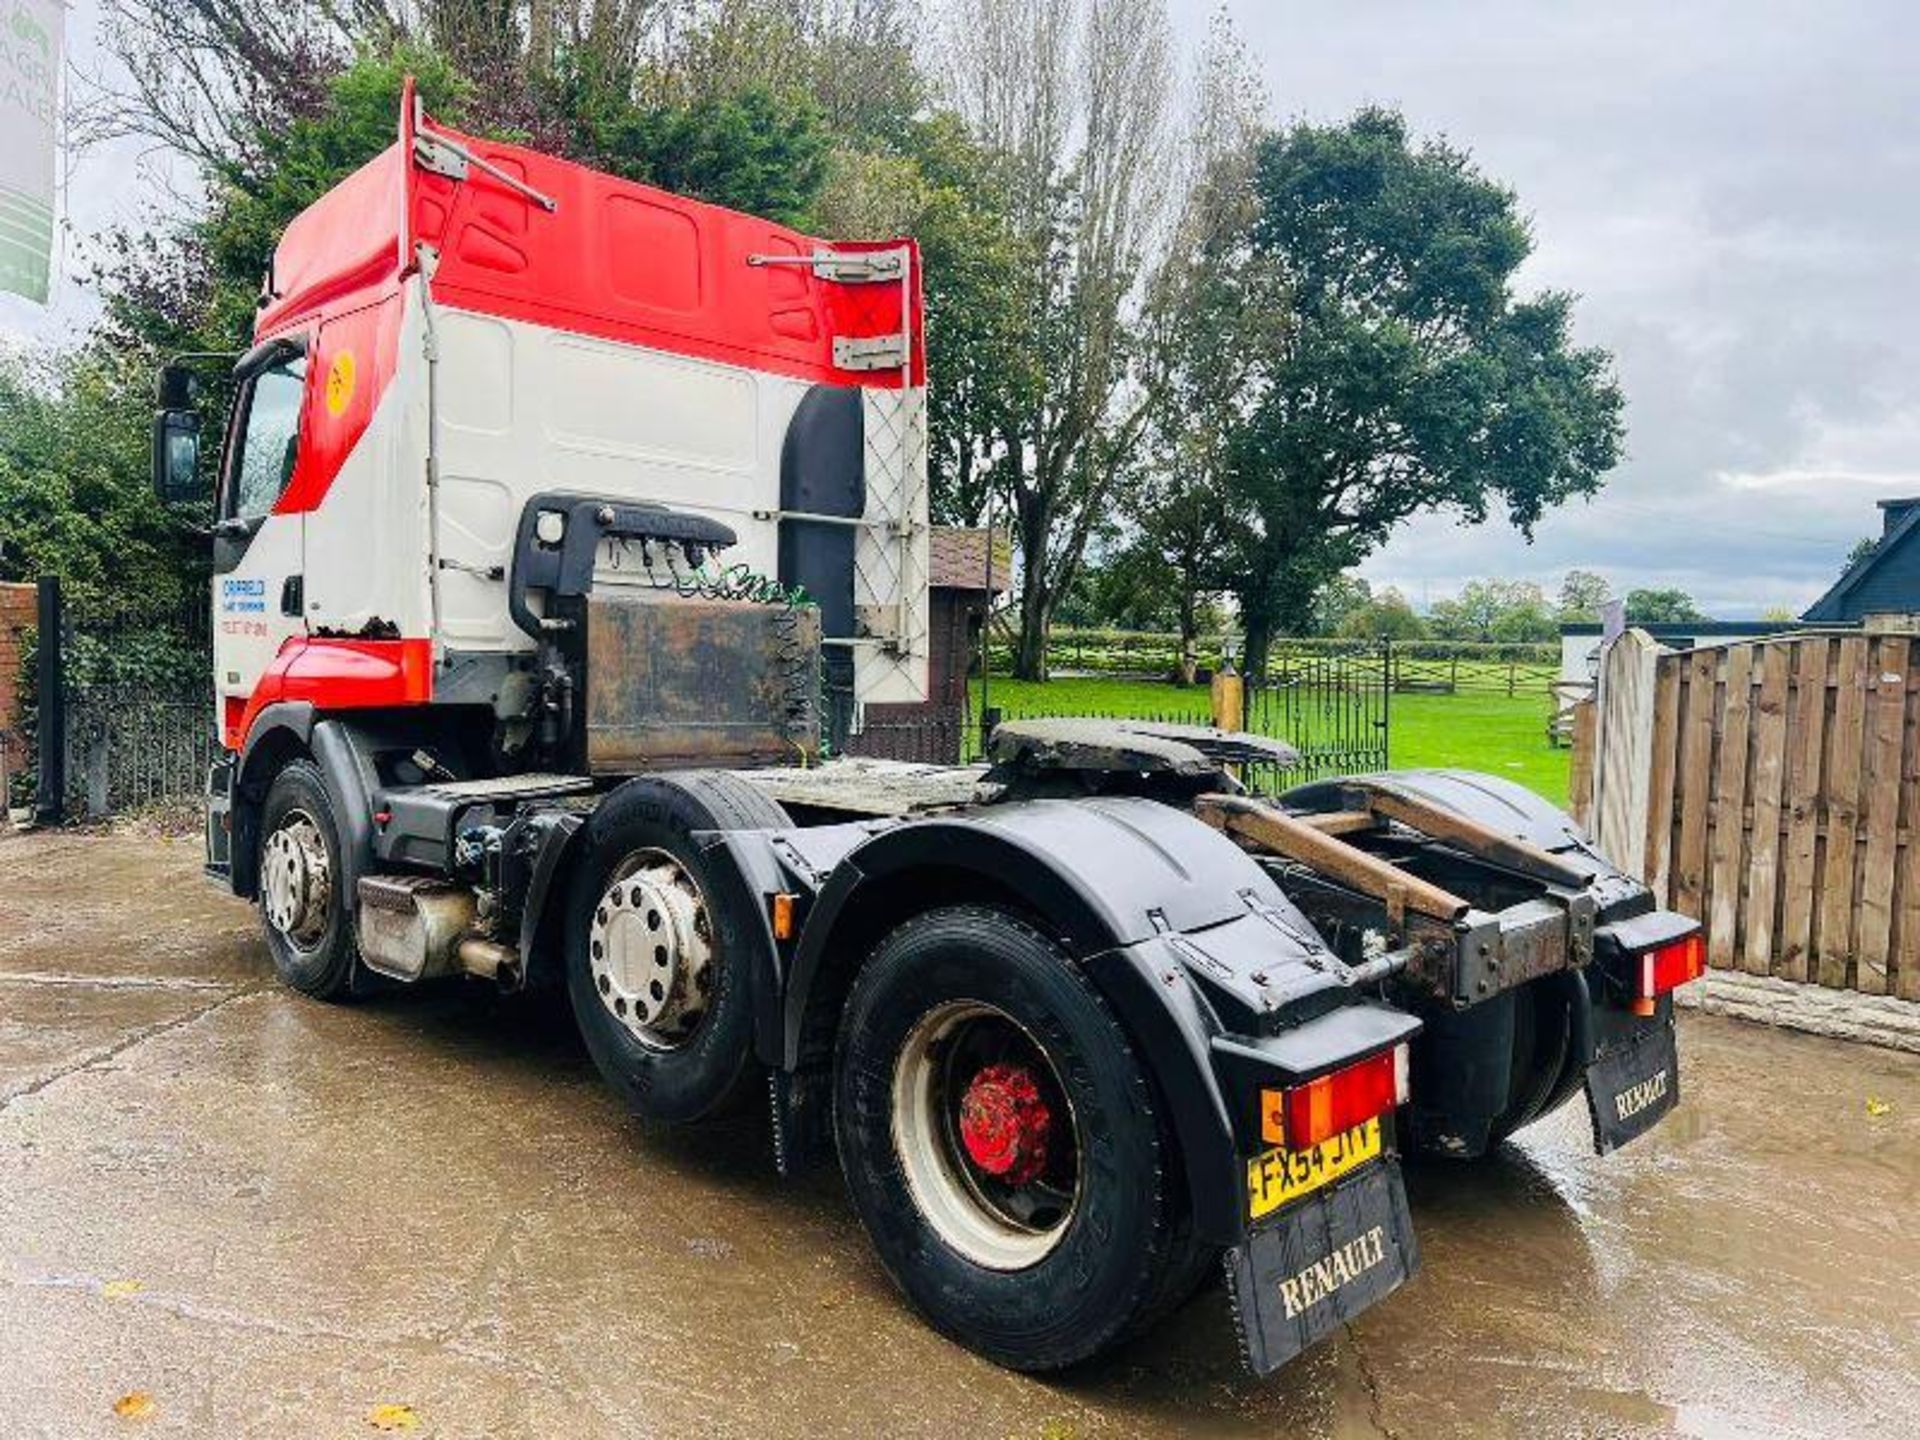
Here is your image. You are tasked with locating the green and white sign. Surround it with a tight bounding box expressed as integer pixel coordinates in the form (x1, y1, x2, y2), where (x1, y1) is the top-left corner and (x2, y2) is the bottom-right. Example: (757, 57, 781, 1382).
(0, 0, 61, 304)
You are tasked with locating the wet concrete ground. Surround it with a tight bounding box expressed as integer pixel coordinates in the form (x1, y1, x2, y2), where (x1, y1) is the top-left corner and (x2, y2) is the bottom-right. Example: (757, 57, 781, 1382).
(2, 829, 1917, 1439)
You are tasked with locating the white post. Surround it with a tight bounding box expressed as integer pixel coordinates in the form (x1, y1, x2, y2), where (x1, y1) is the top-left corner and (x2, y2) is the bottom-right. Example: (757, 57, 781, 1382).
(1592, 628, 1662, 872)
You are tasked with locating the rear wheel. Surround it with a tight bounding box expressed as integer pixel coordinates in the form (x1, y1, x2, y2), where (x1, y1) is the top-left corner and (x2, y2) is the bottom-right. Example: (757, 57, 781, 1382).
(834, 905, 1193, 1371)
(258, 759, 358, 1000)
(565, 772, 788, 1124)
(1486, 977, 1583, 1146)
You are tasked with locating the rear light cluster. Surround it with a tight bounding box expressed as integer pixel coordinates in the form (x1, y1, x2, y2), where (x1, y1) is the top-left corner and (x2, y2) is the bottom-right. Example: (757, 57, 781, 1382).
(1261, 1043, 1410, 1151)
(1633, 931, 1706, 1015)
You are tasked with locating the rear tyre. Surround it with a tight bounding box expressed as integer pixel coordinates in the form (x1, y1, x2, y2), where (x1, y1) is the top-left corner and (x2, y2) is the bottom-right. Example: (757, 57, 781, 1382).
(1485, 978, 1583, 1147)
(258, 758, 358, 1001)
(565, 772, 788, 1125)
(834, 905, 1187, 1371)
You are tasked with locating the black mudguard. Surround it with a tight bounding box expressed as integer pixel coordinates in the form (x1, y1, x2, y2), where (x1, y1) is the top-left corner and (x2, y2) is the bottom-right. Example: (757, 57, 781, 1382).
(779, 797, 1419, 1244)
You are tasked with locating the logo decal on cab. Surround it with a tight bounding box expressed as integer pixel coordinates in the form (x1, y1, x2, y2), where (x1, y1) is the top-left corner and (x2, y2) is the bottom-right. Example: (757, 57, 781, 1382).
(325, 349, 357, 416)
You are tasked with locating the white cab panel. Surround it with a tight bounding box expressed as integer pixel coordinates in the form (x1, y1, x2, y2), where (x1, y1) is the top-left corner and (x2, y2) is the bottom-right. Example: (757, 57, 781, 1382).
(427, 303, 928, 706)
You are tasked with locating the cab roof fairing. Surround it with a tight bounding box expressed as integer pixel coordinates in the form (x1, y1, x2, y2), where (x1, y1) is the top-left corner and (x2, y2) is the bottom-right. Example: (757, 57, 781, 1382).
(258, 78, 925, 392)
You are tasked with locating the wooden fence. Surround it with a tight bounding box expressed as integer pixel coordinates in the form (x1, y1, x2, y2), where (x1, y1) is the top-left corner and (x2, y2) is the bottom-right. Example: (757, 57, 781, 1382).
(1573, 627, 1920, 999)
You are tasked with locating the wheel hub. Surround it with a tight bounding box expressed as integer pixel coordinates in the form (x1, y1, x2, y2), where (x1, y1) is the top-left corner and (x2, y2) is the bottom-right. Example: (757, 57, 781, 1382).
(957, 1063, 1052, 1185)
(588, 850, 713, 1048)
(890, 1000, 1081, 1271)
(261, 812, 330, 948)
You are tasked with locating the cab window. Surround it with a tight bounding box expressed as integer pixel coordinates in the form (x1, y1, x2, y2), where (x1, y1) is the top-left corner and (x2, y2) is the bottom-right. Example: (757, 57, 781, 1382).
(226, 355, 308, 520)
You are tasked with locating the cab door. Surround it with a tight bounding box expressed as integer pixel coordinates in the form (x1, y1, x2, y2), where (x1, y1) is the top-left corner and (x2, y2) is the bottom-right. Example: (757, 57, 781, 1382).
(213, 341, 310, 738)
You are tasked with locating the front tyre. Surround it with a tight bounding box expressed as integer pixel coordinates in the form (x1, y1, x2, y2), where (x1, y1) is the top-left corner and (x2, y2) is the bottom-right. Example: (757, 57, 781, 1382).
(258, 758, 358, 1000)
(834, 905, 1189, 1372)
(564, 772, 787, 1125)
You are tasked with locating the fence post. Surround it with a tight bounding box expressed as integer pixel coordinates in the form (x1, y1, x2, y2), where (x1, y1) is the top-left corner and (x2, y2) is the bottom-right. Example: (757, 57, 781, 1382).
(1380, 639, 1392, 767)
(1591, 628, 1663, 873)
(32, 576, 64, 826)
(979, 705, 1002, 758)
(1210, 662, 1244, 732)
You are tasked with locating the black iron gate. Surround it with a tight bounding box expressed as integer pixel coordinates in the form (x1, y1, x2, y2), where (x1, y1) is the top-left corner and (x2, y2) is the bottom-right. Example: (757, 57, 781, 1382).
(1241, 639, 1391, 791)
(31, 577, 215, 822)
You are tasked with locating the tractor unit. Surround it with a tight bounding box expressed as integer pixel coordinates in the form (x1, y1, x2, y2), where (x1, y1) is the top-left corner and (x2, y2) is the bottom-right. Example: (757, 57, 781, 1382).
(151, 84, 1702, 1377)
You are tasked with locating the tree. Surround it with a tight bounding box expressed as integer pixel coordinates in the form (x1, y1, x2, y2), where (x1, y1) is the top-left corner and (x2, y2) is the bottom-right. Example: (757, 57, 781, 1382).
(1310, 573, 1372, 636)
(1557, 568, 1611, 621)
(1759, 605, 1799, 623)
(1844, 535, 1879, 573)
(941, 0, 1183, 678)
(1336, 587, 1426, 641)
(1212, 109, 1622, 677)
(1117, 466, 1243, 682)
(1429, 578, 1555, 643)
(1624, 587, 1709, 624)
(0, 347, 200, 627)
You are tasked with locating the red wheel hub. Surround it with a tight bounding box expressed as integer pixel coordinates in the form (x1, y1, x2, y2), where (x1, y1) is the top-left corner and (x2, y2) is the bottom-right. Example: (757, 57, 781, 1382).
(957, 1063, 1052, 1185)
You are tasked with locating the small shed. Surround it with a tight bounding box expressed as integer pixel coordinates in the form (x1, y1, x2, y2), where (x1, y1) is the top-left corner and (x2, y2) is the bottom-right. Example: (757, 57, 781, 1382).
(843, 526, 1011, 764)
(1802, 497, 1920, 625)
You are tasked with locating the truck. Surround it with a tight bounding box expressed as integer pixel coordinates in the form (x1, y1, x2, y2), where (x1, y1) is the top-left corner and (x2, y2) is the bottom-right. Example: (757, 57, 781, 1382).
(150, 84, 1704, 1378)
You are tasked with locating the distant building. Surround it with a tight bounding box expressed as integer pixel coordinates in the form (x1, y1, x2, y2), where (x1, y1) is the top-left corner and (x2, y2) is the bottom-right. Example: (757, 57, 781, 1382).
(1558, 620, 1789, 681)
(842, 526, 1011, 763)
(1801, 496, 1920, 625)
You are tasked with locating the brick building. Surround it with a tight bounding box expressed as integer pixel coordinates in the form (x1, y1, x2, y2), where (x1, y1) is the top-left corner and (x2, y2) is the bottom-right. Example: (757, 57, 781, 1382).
(0, 581, 35, 804)
(844, 527, 1010, 763)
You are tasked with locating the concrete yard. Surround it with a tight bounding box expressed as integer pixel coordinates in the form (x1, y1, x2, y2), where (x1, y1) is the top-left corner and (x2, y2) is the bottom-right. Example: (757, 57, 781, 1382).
(2, 829, 1917, 1439)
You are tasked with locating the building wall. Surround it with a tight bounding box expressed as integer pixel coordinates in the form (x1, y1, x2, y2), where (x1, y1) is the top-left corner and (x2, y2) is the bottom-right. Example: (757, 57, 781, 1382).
(0, 582, 35, 802)
(0, 582, 34, 738)
(845, 589, 980, 763)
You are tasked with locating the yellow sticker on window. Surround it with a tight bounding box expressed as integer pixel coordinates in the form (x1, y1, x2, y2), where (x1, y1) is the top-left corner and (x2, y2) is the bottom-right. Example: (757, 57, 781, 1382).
(325, 349, 357, 416)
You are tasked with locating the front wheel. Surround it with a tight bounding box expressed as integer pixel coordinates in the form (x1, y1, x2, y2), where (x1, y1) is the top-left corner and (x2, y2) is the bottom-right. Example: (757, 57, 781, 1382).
(258, 758, 358, 1000)
(834, 905, 1200, 1371)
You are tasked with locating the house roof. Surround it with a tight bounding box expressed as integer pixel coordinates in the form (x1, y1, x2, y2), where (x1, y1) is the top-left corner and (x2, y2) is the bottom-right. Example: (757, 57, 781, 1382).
(1802, 501, 1920, 622)
(928, 526, 1011, 594)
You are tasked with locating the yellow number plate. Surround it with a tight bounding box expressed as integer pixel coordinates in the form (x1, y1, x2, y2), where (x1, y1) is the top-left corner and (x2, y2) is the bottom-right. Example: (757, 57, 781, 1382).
(1246, 1118, 1382, 1220)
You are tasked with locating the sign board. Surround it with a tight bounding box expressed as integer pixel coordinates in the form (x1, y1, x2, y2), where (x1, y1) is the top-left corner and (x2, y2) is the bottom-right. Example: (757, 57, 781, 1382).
(0, 0, 63, 303)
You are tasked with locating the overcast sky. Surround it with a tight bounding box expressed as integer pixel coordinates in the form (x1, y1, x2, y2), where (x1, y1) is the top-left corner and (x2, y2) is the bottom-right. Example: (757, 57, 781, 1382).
(1177, 0, 1920, 616)
(6, 2, 1915, 618)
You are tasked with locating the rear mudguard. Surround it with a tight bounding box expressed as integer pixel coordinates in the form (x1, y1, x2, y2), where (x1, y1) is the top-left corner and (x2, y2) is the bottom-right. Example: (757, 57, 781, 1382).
(777, 797, 1419, 1243)
(1299, 770, 1695, 1158)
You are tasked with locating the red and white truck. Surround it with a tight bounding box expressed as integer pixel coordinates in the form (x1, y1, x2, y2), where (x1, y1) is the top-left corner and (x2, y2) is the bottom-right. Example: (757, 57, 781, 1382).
(152, 85, 1704, 1376)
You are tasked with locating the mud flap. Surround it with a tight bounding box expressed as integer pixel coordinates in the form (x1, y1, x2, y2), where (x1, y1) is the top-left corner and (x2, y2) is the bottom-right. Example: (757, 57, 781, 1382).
(1224, 1159, 1418, 1375)
(1584, 1016, 1679, 1154)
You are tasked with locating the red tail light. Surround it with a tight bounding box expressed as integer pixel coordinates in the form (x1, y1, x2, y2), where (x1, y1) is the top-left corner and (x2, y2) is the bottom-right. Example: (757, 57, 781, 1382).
(1633, 931, 1706, 1015)
(1261, 1043, 1409, 1151)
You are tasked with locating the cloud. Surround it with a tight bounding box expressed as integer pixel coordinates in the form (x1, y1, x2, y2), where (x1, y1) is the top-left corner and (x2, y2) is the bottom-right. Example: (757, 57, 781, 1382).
(1175, 0, 1920, 617)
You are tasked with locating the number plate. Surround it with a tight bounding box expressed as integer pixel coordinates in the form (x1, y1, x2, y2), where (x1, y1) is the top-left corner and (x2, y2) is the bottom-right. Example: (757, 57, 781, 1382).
(1246, 1117, 1382, 1222)
(1585, 1016, 1680, 1154)
(1226, 1156, 1417, 1374)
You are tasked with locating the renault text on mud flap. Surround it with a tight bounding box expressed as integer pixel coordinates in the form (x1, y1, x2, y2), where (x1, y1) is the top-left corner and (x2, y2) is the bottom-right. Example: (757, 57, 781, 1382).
(1615, 1067, 1671, 1122)
(1279, 1224, 1390, 1319)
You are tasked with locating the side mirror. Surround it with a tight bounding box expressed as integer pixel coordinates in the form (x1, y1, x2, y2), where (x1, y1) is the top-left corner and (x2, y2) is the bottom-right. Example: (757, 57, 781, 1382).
(152, 363, 202, 504)
(152, 407, 201, 503)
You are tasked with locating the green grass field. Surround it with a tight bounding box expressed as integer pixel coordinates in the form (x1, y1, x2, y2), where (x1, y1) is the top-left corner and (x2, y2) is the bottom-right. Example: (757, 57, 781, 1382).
(970, 675, 1571, 805)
